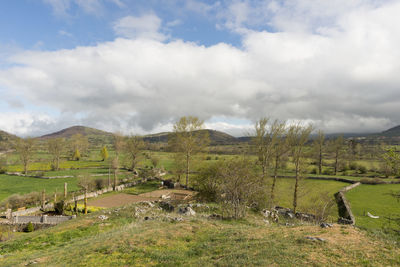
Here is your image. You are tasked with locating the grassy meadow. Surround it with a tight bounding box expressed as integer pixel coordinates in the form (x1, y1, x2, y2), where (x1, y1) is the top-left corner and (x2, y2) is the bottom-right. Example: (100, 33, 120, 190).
(346, 184, 400, 230)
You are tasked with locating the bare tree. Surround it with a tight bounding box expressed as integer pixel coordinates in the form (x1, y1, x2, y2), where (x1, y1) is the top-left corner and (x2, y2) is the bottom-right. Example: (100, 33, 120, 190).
(113, 132, 125, 161)
(16, 138, 35, 175)
(330, 135, 344, 175)
(287, 124, 313, 213)
(125, 135, 144, 171)
(112, 157, 119, 190)
(313, 130, 325, 175)
(69, 134, 89, 160)
(218, 158, 262, 219)
(270, 120, 289, 206)
(169, 116, 210, 188)
(253, 118, 274, 179)
(48, 138, 65, 171)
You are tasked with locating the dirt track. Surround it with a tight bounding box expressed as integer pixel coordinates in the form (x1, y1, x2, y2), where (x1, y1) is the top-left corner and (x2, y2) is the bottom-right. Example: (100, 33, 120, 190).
(88, 189, 195, 208)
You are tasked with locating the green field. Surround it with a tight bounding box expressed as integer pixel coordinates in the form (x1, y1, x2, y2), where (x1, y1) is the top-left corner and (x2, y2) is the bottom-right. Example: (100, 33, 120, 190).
(0, 174, 79, 202)
(346, 184, 400, 230)
(271, 178, 347, 218)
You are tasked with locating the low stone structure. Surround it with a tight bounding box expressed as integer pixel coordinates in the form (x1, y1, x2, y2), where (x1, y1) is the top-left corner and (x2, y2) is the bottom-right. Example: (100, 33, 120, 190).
(11, 215, 76, 224)
(335, 182, 361, 225)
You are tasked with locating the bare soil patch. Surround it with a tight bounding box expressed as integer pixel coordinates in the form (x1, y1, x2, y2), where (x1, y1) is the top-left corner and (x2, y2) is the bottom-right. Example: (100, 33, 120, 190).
(88, 189, 195, 208)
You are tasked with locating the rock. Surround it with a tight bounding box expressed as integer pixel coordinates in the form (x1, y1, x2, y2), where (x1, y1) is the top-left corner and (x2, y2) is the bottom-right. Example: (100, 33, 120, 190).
(141, 201, 155, 208)
(338, 217, 353, 225)
(162, 180, 174, 189)
(159, 201, 174, 212)
(173, 182, 181, 188)
(98, 215, 108, 220)
(320, 223, 333, 228)
(178, 206, 196, 216)
(305, 236, 326, 242)
(367, 212, 379, 219)
(209, 213, 222, 219)
(161, 194, 171, 200)
(286, 212, 295, 219)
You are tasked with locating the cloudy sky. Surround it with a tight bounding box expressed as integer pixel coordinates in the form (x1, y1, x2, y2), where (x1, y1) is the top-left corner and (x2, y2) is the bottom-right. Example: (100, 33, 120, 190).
(0, 0, 399, 137)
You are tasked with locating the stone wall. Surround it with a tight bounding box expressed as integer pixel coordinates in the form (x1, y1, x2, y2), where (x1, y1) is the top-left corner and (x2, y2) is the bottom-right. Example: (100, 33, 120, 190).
(11, 215, 76, 224)
(335, 182, 361, 225)
(10, 177, 159, 217)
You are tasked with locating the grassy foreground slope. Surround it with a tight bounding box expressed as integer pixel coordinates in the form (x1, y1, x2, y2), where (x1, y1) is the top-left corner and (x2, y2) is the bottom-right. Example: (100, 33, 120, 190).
(1, 204, 399, 266)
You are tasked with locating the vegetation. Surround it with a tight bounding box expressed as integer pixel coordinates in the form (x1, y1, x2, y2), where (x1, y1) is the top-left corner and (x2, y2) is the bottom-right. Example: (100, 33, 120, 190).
(0, 203, 399, 266)
(169, 116, 210, 187)
(1, 121, 400, 265)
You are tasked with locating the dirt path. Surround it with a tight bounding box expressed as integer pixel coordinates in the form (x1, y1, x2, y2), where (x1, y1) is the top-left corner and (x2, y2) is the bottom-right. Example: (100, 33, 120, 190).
(88, 189, 196, 208)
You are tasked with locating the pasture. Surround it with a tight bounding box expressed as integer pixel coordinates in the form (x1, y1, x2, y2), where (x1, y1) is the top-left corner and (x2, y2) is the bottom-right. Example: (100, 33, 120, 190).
(346, 184, 400, 230)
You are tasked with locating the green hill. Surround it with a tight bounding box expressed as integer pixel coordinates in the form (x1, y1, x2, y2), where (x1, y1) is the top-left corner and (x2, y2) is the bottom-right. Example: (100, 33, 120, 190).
(380, 125, 400, 137)
(0, 130, 19, 151)
(39, 126, 114, 147)
(144, 129, 239, 145)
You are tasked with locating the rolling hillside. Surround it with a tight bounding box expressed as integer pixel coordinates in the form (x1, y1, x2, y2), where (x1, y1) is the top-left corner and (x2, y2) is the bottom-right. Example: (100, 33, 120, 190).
(144, 129, 239, 145)
(0, 130, 19, 151)
(39, 126, 114, 147)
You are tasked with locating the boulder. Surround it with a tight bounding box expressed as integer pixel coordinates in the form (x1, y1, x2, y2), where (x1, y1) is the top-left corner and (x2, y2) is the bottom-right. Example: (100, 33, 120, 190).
(159, 201, 174, 212)
(178, 206, 196, 216)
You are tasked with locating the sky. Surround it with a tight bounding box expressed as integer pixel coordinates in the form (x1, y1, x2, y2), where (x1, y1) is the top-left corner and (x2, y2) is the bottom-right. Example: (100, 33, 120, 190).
(1, 0, 400, 137)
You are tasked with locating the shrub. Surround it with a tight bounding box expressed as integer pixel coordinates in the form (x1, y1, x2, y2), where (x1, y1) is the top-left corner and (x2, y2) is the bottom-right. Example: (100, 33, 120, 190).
(24, 222, 34, 232)
(322, 169, 334, 175)
(349, 162, 358, 170)
(360, 178, 385, 184)
(205, 156, 212, 160)
(54, 200, 66, 215)
(1, 192, 41, 210)
(310, 168, 317, 174)
(358, 165, 367, 174)
(94, 178, 107, 190)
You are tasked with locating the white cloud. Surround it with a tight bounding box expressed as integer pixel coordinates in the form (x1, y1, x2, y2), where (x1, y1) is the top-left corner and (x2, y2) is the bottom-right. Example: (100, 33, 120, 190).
(0, 112, 55, 137)
(113, 14, 166, 41)
(2, 0, 400, 136)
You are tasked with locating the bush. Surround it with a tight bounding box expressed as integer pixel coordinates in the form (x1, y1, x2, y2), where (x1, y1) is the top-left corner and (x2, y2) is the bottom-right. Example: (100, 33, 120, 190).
(205, 156, 212, 160)
(358, 165, 367, 174)
(310, 168, 317, 174)
(24, 222, 34, 232)
(54, 200, 66, 215)
(94, 178, 107, 190)
(322, 169, 334, 175)
(349, 162, 358, 170)
(360, 178, 385, 184)
(1, 192, 41, 210)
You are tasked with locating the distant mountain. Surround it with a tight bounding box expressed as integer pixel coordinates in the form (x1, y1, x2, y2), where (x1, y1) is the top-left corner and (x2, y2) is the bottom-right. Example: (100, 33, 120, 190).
(0, 130, 19, 142)
(144, 129, 239, 145)
(0, 130, 20, 151)
(380, 125, 400, 137)
(39, 126, 114, 147)
(39, 126, 113, 139)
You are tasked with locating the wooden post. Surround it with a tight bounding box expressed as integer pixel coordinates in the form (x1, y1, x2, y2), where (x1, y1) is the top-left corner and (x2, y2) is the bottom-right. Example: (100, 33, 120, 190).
(73, 192, 77, 214)
(84, 189, 88, 215)
(54, 190, 57, 203)
(64, 182, 67, 198)
(108, 166, 111, 188)
(41, 189, 46, 209)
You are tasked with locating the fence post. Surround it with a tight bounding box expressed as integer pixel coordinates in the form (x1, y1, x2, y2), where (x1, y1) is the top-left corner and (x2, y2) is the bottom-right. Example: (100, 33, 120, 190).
(41, 189, 46, 209)
(84, 189, 88, 215)
(64, 182, 67, 198)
